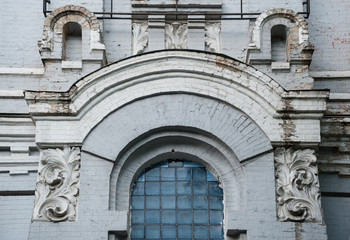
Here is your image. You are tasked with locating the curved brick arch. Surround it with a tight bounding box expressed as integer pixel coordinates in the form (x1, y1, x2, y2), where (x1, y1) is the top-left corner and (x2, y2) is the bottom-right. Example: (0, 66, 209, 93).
(251, 8, 310, 49)
(26, 50, 327, 147)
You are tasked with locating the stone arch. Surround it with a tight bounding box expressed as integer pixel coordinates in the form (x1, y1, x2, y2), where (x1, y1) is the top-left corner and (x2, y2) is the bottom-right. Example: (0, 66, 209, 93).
(38, 5, 105, 59)
(26, 50, 327, 147)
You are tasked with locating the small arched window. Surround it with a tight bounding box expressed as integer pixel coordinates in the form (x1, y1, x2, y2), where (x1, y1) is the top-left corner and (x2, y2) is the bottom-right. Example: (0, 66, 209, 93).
(130, 160, 224, 239)
(62, 22, 82, 61)
(271, 25, 287, 62)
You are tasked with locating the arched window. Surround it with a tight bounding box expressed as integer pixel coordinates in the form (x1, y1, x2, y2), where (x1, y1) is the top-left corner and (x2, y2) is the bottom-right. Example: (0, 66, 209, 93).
(62, 22, 82, 61)
(130, 160, 224, 239)
(271, 25, 287, 62)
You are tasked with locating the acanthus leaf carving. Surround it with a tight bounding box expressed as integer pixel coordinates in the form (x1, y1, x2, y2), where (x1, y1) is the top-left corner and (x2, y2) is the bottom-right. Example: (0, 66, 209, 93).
(205, 23, 222, 53)
(33, 146, 81, 222)
(165, 22, 188, 49)
(132, 22, 148, 55)
(275, 148, 323, 222)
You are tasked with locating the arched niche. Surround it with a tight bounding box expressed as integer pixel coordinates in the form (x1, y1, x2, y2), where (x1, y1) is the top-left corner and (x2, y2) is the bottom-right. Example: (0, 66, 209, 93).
(38, 5, 105, 62)
(248, 8, 314, 65)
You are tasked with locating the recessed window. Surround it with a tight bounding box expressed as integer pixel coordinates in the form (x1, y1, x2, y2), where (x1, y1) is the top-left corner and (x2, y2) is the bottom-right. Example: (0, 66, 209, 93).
(271, 25, 287, 62)
(130, 160, 224, 239)
(62, 22, 82, 61)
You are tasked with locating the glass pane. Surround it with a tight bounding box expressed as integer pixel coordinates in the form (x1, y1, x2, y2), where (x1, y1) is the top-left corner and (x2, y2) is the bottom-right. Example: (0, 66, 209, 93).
(177, 210, 192, 224)
(209, 196, 223, 210)
(162, 225, 176, 239)
(193, 168, 206, 180)
(131, 210, 144, 224)
(161, 182, 175, 195)
(177, 196, 192, 209)
(193, 196, 208, 209)
(161, 196, 176, 209)
(161, 168, 175, 181)
(210, 225, 224, 239)
(137, 172, 145, 182)
(146, 196, 160, 209)
(177, 225, 192, 238)
(145, 167, 160, 181)
(207, 171, 217, 181)
(210, 210, 223, 224)
(177, 181, 191, 195)
(161, 210, 176, 224)
(177, 168, 191, 180)
(193, 210, 208, 224)
(145, 225, 160, 239)
(131, 196, 144, 209)
(132, 182, 144, 196)
(145, 182, 160, 195)
(194, 225, 208, 239)
(183, 161, 202, 167)
(131, 225, 144, 238)
(193, 181, 207, 195)
(145, 210, 160, 224)
(209, 182, 223, 195)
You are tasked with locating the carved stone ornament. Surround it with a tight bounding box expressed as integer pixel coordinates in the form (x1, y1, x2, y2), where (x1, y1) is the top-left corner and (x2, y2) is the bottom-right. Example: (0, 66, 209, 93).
(132, 22, 148, 55)
(165, 22, 188, 49)
(33, 146, 81, 222)
(205, 23, 222, 53)
(275, 148, 322, 222)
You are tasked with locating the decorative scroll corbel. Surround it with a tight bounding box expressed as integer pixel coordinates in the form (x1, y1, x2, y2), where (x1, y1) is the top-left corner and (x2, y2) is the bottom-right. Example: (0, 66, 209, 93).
(33, 146, 81, 222)
(205, 22, 222, 53)
(165, 22, 188, 49)
(274, 148, 323, 222)
(132, 22, 149, 55)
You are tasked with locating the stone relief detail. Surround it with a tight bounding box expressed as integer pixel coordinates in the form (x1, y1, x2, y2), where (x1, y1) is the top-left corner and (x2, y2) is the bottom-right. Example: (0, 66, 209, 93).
(132, 22, 149, 55)
(275, 148, 322, 222)
(38, 30, 53, 52)
(33, 146, 81, 222)
(205, 23, 222, 53)
(165, 22, 188, 49)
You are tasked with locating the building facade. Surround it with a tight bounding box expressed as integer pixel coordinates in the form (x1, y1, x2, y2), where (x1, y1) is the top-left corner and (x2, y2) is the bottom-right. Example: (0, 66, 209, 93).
(0, 0, 349, 239)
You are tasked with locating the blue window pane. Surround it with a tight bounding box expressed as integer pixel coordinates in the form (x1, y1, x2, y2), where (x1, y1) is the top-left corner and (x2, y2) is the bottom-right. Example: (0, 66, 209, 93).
(183, 161, 202, 167)
(145, 210, 160, 224)
(193, 168, 206, 180)
(177, 210, 192, 224)
(193, 196, 208, 209)
(177, 196, 192, 209)
(176, 168, 191, 180)
(209, 196, 223, 210)
(193, 210, 208, 224)
(132, 182, 144, 196)
(193, 181, 207, 194)
(132, 196, 144, 209)
(161, 196, 176, 209)
(137, 172, 145, 182)
(177, 181, 191, 194)
(145, 167, 160, 181)
(162, 225, 176, 239)
(161, 182, 175, 195)
(131, 225, 144, 238)
(210, 210, 223, 224)
(177, 225, 192, 238)
(145, 182, 160, 195)
(207, 171, 217, 181)
(145, 225, 160, 239)
(161, 210, 176, 224)
(161, 168, 175, 181)
(209, 182, 223, 195)
(131, 210, 144, 224)
(210, 225, 224, 239)
(194, 225, 208, 239)
(146, 196, 160, 209)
